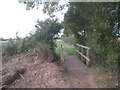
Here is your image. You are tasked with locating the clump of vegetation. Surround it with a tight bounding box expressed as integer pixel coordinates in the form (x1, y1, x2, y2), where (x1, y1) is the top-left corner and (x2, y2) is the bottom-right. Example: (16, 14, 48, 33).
(2, 19, 62, 62)
(21, 0, 120, 67)
(55, 40, 75, 56)
(63, 2, 119, 70)
(55, 47, 61, 55)
(2, 40, 17, 56)
(61, 34, 76, 46)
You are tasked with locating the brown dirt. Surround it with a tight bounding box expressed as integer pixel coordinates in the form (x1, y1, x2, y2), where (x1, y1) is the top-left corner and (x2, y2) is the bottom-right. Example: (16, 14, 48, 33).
(2, 50, 98, 88)
(65, 69, 97, 88)
(63, 51, 98, 88)
(2, 52, 70, 88)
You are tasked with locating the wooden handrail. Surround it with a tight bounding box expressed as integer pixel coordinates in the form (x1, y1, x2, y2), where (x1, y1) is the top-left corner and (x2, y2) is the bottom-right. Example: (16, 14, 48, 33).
(76, 50, 90, 62)
(76, 44, 90, 50)
(76, 44, 90, 66)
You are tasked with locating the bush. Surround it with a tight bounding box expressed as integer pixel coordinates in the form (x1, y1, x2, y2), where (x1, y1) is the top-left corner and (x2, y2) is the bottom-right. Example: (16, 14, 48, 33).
(2, 19, 62, 62)
(16, 36, 57, 62)
(34, 43, 55, 62)
(86, 31, 119, 66)
(106, 50, 118, 64)
(17, 37, 36, 53)
(2, 40, 17, 56)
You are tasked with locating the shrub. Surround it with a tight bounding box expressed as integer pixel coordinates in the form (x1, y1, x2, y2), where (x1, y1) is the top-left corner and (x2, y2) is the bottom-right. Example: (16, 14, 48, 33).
(106, 50, 118, 64)
(2, 40, 17, 56)
(34, 43, 55, 62)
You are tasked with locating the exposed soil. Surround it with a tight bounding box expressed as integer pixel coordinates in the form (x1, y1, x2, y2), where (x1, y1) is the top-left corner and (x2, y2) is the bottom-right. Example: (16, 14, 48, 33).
(2, 50, 98, 88)
(2, 52, 70, 88)
(63, 51, 97, 88)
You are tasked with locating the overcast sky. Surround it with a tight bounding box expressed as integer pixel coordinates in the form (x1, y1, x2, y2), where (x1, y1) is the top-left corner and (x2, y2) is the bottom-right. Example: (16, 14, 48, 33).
(0, 0, 67, 39)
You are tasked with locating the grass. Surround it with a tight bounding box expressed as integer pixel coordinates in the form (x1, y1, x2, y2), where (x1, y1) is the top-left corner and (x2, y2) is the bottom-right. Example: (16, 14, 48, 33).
(55, 39, 76, 56)
(55, 48, 61, 55)
(64, 43, 76, 56)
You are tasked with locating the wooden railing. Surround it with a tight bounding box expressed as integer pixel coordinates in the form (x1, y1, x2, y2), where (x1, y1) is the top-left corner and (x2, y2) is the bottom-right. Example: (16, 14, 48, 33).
(76, 44, 90, 66)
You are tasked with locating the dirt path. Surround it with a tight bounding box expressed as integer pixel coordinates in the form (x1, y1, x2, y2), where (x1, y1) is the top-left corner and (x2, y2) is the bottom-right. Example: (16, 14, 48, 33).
(63, 51, 98, 88)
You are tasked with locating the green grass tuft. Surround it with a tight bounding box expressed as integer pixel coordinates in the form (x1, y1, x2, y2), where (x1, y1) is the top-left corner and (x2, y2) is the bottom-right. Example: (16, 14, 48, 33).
(55, 39, 76, 56)
(55, 48, 61, 55)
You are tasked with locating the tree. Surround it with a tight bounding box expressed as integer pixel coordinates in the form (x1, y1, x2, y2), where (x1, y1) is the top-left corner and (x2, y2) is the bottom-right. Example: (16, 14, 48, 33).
(19, 0, 64, 18)
(64, 2, 119, 64)
(33, 19, 62, 55)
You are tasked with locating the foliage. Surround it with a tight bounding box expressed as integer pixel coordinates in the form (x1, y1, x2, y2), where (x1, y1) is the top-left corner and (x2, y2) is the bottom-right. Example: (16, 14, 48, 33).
(35, 43, 55, 61)
(55, 47, 61, 55)
(61, 34, 76, 46)
(2, 40, 17, 56)
(64, 2, 119, 65)
(16, 19, 62, 61)
(17, 37, 36, 53)
(33, 19, 62, 54)
(56, 40, 75, 56)
(19, 1, 120, 65)
(20, 1, 64, 18)
(2, 18, 62, 62)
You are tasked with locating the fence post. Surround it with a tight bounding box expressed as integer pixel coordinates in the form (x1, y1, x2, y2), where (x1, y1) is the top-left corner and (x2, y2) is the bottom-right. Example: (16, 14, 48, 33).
(60, 44, 64, 63)
(81, 47, 83, 61)
(86, 49, 89, 66)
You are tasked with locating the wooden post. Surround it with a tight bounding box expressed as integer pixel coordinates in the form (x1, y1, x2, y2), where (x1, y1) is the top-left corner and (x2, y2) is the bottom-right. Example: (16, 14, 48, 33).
(86, 49, 89, 66)
(79, 47, 82, 60)
(78, 46, 80, 58)
(81, 47, 83, 61)
(60, 44, 64, 63)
